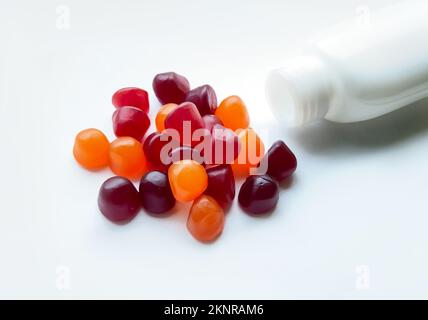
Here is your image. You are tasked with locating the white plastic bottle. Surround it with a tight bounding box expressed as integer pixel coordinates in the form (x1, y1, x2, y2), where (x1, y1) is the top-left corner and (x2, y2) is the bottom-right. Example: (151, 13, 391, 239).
(265, 0, 428, 126)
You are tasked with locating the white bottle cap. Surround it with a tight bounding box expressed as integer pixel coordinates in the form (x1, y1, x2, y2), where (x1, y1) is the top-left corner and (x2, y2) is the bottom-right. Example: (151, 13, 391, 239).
(265, 55, 333, 127)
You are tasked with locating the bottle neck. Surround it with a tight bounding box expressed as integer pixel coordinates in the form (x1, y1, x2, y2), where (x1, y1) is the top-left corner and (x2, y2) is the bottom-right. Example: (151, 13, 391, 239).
(266, 55, 334, 126)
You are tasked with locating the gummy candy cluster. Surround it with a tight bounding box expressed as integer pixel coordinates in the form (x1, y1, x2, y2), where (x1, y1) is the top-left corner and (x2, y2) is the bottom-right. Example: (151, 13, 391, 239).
(73, 72, 297, 242)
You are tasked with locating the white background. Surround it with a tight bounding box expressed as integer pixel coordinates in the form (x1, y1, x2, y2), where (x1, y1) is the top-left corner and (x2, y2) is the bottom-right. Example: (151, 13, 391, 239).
(1, 0, 427, 299)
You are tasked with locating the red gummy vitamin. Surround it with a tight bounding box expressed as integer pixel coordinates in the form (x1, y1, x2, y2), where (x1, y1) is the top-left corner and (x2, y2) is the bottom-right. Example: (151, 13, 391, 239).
(202, 114, 223, 133)
(98, 176, 141, 223)
(169, 146, 205, 165)
(185, 85, 217, 116)
(143, 132, 176, 170)
(205, 124, 240, 165)
(264, 140, 297, 182)
(164, 102, 205, 146)
(205, 165, 235, 211)
(113, 106, 150, 141)
(238, 175, 279, 215)
(139, 171, 175, 214)
(112, 87, 150, 113)
(153, 72, 190, 104)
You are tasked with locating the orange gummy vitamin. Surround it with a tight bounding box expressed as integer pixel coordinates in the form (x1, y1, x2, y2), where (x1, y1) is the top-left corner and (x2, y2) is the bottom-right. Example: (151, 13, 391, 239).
(168, 160, 208, 202)
(155, 103, 178, 132)
(231, 128, 265, 177)
(73, 128, 110, 170)
(187, 195, 225, 242)
(215, 95, 250, 131)
(109, 137, 147, 180)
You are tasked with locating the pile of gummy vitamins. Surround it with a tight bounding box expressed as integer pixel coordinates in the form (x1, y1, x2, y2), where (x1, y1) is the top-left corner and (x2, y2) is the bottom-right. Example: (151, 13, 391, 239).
(73, 72, 297, 243)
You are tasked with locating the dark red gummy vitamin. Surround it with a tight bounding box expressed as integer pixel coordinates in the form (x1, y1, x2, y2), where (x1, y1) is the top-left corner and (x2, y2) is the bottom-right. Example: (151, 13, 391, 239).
(206, 124, 240, 165)
(139, 171, 175, 214)
(152, 72, 190, 104)
(185, 85, 217, 116)
(112, 87, 150, 113)
(113, 106, 151, 141)
(169, 146, 204, 165)
(202, 114, 223, 132)
(238, 175, 279, 215)
(143, 132, 176, 169)
(205, 165, 235, 211)
(98, 176, 141, 223)
(264, 140, 297, 182)
(164, 102, 205, 146)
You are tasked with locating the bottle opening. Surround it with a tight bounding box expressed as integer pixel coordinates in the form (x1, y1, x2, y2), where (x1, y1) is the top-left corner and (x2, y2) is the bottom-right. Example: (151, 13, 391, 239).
(266, 70, 303, 127)
(265, 56, 332, 127)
